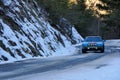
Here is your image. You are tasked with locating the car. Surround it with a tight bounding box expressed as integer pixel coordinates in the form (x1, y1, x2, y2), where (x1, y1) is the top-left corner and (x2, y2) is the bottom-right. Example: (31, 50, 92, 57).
(82, 36, 105, 53)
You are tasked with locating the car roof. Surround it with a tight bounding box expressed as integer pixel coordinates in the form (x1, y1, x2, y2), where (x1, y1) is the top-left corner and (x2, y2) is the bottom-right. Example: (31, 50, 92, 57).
(85, 36, 101, 38)
(86, 36, 101, 37)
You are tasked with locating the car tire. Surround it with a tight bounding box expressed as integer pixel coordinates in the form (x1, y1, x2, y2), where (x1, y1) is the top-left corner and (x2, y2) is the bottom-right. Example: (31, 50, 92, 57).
(100, 48, 104, 53)
(82, 49, 86, 53)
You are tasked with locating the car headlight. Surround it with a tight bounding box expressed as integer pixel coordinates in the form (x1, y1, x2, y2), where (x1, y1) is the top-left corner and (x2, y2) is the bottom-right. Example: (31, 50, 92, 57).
(82, 43, 88, 47)
(97, 42, 104, 46)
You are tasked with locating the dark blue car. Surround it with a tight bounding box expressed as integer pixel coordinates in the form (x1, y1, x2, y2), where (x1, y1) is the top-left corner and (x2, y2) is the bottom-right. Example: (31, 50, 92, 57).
(82, 36, 105, 53)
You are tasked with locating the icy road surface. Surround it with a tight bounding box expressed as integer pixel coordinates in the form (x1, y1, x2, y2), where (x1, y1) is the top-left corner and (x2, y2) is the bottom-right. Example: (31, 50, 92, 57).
(0, 40, 120, 80)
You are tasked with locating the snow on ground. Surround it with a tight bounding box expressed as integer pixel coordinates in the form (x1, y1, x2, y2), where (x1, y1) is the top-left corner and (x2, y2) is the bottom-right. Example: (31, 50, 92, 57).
(0, 44, 78, 64)
(0, 40, 120, 80)
(105, 39, 120, 52)
(12, 54, 120, 80)
(9, 39, 120, 80)
(105, 39, 120, 46)
(0, 0, 83, 62)
(11, 52, 120, 80)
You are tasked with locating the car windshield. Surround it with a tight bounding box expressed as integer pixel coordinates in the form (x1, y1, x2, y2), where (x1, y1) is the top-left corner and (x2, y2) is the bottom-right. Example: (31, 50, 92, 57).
(84, 36, 102, 42)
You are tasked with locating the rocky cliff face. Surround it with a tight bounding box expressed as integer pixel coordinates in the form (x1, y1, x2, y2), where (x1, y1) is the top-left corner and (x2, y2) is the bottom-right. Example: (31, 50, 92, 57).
(0, 0, 82, 61)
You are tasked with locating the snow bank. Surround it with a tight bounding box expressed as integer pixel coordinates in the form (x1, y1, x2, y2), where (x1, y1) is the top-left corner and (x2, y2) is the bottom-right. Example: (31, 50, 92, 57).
(0, 0, 83, 62)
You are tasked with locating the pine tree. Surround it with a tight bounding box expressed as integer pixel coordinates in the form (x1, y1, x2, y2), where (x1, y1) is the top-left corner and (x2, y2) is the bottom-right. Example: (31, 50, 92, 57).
(37, 0, 69, 24)
(37, 0, 95, 37)
(97, 0, 120, 38)
(67, 0, 94, 37)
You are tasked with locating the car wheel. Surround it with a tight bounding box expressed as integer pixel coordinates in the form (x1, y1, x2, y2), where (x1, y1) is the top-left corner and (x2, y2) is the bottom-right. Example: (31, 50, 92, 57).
(100, 48, 104, 53)
(82, 49, 86, 53)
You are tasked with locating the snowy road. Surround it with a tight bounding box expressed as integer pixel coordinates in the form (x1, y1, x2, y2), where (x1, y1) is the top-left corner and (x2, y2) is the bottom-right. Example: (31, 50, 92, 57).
(0, 40, 120, 80)
(0, 53, 107, 80)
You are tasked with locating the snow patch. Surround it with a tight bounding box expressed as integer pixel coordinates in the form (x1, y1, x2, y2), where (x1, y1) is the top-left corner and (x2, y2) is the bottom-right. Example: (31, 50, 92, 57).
(2, 0, 12, 6)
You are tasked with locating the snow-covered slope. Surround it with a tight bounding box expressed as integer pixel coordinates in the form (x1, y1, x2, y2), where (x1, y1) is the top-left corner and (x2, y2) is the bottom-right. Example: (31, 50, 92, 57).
(0, 0, 82, 61)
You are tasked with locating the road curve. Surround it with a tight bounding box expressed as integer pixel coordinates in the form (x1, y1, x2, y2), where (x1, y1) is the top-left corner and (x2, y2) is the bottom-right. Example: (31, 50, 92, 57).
(0, 51, 109, 80)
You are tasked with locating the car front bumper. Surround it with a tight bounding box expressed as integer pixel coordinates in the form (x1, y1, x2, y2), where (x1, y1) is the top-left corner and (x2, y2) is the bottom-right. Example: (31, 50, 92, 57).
(82, 46, 104, 51)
